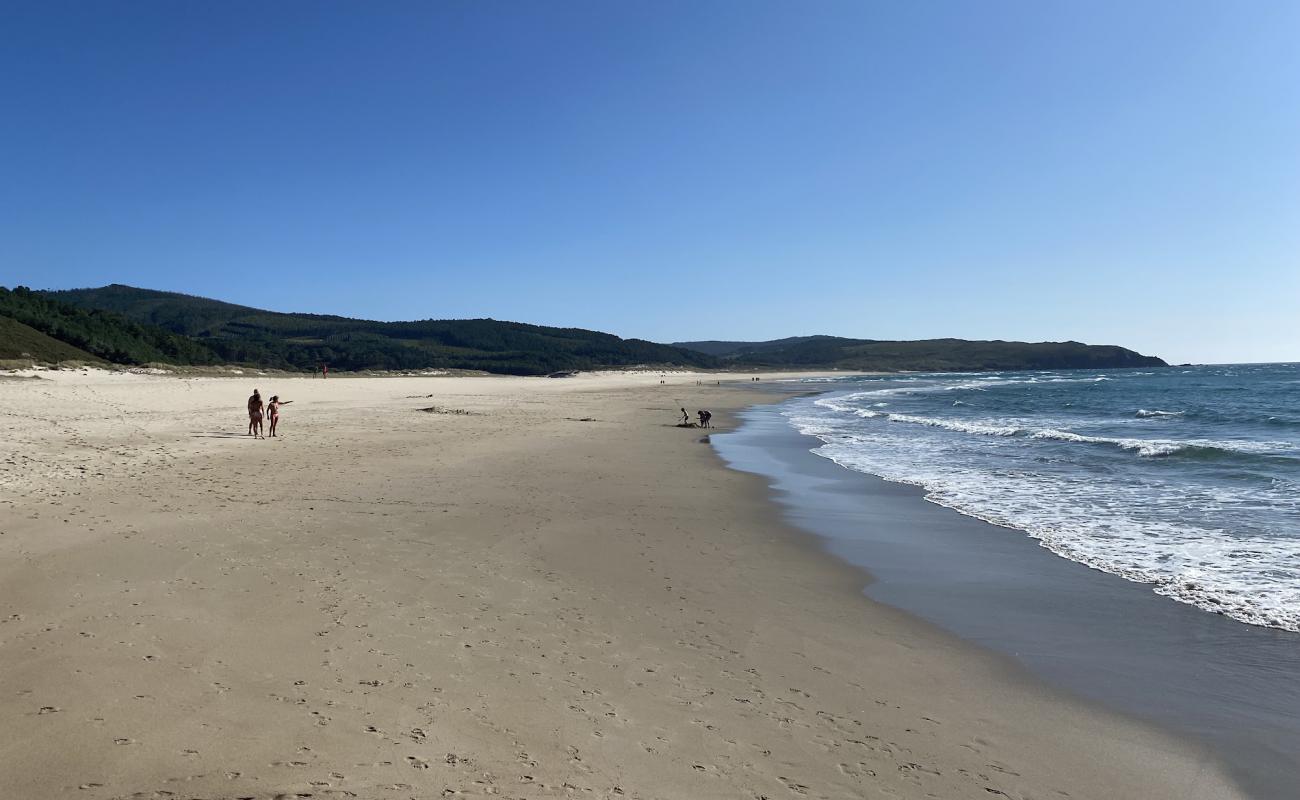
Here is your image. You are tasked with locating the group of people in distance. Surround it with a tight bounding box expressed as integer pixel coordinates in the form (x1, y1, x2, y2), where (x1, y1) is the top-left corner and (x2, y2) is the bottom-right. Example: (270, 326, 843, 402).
(679, 407, 712, 428)
(247, 388, 292, 439)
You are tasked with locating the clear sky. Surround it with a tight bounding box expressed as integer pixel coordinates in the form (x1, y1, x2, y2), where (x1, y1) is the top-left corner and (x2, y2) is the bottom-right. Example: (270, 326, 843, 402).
(2, 1, 1297, 364)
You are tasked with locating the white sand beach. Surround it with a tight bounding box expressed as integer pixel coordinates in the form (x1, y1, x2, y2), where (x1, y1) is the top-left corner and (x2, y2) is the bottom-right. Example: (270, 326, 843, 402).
(0, 370, 1244, 799)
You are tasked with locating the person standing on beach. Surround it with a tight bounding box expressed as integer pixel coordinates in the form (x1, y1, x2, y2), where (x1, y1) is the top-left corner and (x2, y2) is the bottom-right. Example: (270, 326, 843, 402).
(680, 407, 690, 425)
(266, 395, 293, 437)
(247, 389, 264, 438)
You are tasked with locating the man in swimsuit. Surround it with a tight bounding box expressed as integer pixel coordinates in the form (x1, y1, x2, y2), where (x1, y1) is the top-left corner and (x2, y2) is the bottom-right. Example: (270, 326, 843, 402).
(266, 395, 293, 437)
(248, 389, 264, 438)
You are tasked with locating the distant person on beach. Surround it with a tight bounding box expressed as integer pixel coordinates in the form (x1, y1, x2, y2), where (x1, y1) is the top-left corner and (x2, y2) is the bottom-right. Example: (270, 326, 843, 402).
(266, 395, 293, 437)
(247, 389, 264, 438)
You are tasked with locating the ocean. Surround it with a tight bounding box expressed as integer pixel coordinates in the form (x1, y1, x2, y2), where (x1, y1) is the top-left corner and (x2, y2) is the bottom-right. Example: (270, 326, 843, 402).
(781, 363, 1300, 631)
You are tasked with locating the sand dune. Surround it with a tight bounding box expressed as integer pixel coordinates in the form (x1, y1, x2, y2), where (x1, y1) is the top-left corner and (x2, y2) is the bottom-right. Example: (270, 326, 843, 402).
(0, 370, 1242, 799)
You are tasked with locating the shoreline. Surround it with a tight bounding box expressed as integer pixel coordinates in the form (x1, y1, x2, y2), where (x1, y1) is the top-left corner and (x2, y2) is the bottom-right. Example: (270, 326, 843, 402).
(0, 371, 1247, 798)
(714, 392, 1298, 799)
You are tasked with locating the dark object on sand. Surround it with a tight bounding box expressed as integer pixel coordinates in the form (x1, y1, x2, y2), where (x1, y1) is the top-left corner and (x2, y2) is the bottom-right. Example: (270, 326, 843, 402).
(419, 406, 475, 415)
(548, 370, 579, 378)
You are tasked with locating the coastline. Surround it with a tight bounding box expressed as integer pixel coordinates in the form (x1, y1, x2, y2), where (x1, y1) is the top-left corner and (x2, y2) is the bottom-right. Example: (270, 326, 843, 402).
(0, 370, 1246, 799)
(714, 393, 1299, 799)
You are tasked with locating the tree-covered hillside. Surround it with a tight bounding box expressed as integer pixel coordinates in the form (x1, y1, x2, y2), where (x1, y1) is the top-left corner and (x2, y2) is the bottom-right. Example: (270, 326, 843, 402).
(7, 283, 1169, 374)
(673, 335, 1167, 371)
(669, 337, 821, 357)
(0, 315, 103, 363)
(1, 287, 221, 366)
(37, 285, 717, 375)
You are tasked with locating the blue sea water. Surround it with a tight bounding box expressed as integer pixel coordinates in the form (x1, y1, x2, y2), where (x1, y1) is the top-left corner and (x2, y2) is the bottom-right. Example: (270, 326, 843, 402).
(781, 363, 1300, 631)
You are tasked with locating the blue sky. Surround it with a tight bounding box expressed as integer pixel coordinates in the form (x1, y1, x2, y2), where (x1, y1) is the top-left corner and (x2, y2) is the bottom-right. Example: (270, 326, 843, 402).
(2, 1, 1297, 364)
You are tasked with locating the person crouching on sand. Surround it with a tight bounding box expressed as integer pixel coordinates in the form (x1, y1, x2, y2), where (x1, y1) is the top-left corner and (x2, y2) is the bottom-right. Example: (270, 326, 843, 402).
(247, 389, 264, 438)
(266, 395, 293, 437)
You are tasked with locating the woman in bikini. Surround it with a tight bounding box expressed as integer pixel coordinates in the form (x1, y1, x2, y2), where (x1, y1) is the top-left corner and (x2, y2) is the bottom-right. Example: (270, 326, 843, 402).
(266, 395, 293, 437)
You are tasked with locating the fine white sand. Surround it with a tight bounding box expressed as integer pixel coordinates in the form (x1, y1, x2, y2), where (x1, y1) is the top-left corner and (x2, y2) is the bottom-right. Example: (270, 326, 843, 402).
(0, 370, 1244, 799)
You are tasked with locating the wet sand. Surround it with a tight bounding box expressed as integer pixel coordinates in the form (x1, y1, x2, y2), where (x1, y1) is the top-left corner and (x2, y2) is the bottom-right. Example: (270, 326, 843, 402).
(0, 370, 1246, 799)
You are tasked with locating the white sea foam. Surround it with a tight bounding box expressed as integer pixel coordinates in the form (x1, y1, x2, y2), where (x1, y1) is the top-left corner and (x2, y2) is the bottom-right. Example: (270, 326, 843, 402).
(825, 404, 1288, 457)
(814, 390, 904, 409)
(784, 382, 1300, 632)
(884, 413, 1024, 437)
(792, 429, 1300, 630)
(1137, 409, 1185, 418)
(1029, 429, 1289, 457)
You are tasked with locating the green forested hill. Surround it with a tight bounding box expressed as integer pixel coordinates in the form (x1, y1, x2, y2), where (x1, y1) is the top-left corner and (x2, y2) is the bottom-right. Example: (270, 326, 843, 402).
(673, 335, 1167, 371)
(0, 315, 104, 363)
(669, 337, 821, 357)
(8, 283, 1167, 374)
(1, 287, 221, 366)
(36, 285, 716, 374)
